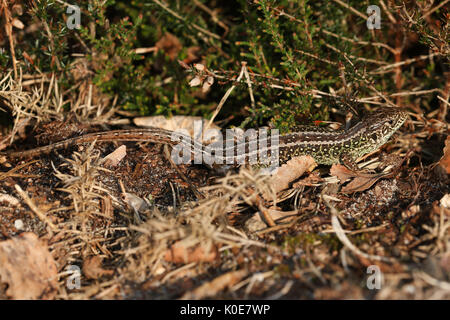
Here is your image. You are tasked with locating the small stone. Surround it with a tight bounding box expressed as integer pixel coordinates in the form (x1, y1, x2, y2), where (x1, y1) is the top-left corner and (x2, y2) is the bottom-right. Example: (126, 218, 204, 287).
(14, 219, 24, 230)
(440, 194, 450, 209)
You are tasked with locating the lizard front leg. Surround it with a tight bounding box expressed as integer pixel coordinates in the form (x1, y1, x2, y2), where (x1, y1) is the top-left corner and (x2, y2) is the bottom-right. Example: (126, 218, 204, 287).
(340, 152, 361, 172)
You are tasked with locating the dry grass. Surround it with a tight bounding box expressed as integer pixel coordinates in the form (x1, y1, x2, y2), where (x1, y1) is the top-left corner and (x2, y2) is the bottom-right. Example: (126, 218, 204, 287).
(0, 39, 449, 300)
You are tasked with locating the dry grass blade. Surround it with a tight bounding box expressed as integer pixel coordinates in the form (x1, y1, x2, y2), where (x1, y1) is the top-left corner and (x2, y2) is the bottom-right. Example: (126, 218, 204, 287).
(180, 269, 248, 299)
(124, 168, 274, 280)
(14, 184, 57, 230)
(323, 194, 393, 263)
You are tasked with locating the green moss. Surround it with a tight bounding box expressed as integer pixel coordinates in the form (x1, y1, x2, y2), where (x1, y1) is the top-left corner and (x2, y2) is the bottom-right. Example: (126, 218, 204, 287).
(280, 232, 342, 254)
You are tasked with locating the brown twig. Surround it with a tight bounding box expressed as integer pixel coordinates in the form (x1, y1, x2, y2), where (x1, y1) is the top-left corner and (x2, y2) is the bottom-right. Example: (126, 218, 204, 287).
(204, 61, 246, 132)
(438, 76, 450, 121)
(421, 0, 450, 19)
(379, 0, 397, 24)
(370, 52, 441, 74)
(321, 29, 396, 54)
(15, 184, 57, 230)
(1, 0, 17, 78)
(331, 0, 368, 20)
(192, 0, 230, 36)
(151, 0, 226, 43)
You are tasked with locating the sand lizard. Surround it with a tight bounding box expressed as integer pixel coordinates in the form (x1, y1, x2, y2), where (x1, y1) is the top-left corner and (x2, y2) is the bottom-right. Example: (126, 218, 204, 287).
(1, 107, 407, 168)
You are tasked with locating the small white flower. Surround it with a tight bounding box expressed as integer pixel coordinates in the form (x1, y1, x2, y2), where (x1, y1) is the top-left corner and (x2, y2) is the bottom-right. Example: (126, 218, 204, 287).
(206, 76, 214, 85)
(194, 63, 205, 71)
(189, 76, 201, 87)
(202, 76, 214, 92)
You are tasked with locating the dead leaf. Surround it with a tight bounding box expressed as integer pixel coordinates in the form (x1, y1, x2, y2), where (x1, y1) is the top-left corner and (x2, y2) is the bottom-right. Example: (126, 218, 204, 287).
(330, 164, 356, 182)
(22, 51, 35, 65)
(341, 176, 383, 193)
(82, 256, 114, 280)
(12, 18, 24, 29)
(132, 115, 220, 138)
(164, 241, 218, 264)
(440, 194, 450, 209)
(121, 192, 147, 211)
(0, 232, 57, 299)
(269, 155, 316, 194)
(247, 207, 299, 231)
(12, 4, 23, 15)
(331, 164, 387, 193)
(103, 145, 127, 167)
(156, 32, 182, 61)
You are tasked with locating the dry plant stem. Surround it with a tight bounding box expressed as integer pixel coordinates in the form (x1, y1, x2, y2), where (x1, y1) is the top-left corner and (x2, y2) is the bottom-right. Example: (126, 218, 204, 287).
(189, 65, 440, 106)
(43, 21, 61, 70)
(94, 283, 120, 299)
(421, 0, 450, 19)
(192, 0, 230, 35)
(256, 198, 276, 227)
(321, 222, 390, 235)
(266, 280, 294, 299)
(161, 262, 196, 283)
(327, 43, 398, 107)
(55, 0, 73, 7)
(231, 271, 273, 292)
(360, 88, 442, 102)
(134, 47, 157, 54)
(180, 269, 248, 299)
(295, 49, 338, 65)
(162, 145, 205, 199)
(255, 216, 303, 235)
(438, 77, 450, 121)
(324, 43, 387, 65)
(2, 0, 17, 79)
(415, 270, 450, 291)
(204, 62, 246, 132)
(379, 0, 397, 24)
(320, 30, 395, 53)
(243, 62, 256, 110)
(151, 0, 224, 43)
(331, 0, 368, 20)
(370, 52, 441, 74)
(437, 95, 450, 120)
(322, 194, 393, 263)
(260, 1, 395, 53)
(0, 160, 38, 181)
(14, 184, 57, 230)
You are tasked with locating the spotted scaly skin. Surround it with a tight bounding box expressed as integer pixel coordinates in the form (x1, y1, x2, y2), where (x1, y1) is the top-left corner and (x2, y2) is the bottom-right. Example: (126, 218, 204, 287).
(1, 107, 407, 167)
(277, 107, 408, 165)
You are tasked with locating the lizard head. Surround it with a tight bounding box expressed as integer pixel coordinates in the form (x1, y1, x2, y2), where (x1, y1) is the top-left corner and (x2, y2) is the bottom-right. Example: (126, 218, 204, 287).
(364, 107, 408, 144)
(350, 107, 408, 160)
